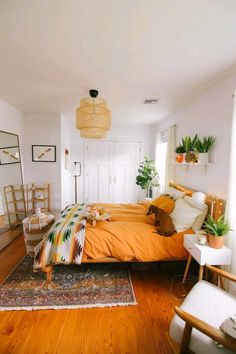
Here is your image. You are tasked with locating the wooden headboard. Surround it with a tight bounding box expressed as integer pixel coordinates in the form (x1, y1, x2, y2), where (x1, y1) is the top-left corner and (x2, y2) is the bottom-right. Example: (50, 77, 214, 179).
(169, 182, 225, 220)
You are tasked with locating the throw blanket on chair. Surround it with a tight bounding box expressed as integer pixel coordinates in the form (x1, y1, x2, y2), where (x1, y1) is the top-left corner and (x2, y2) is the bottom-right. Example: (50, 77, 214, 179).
(34, 204, 88, 270)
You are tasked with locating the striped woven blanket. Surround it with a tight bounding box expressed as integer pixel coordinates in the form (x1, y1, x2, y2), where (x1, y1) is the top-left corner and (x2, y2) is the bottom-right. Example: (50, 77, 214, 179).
(34, 204, 88, 269)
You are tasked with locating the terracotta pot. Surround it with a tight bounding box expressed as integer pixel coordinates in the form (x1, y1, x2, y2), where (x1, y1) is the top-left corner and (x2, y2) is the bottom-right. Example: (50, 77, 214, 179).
(208, 234, 224, 249)
(176, 154, 184, 163)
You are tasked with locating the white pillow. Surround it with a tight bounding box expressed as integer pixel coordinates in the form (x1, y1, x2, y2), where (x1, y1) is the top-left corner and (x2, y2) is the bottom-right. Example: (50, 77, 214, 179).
(170, 198, 202, 232)
(192, 191, 206, 204)
(166, 187, 185, 200)
(184, 196, 208, 231)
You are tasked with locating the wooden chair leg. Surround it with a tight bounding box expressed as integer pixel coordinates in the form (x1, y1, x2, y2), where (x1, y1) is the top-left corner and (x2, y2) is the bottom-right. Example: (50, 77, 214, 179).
(42, 266, 53, 284)
(180, 323, 193, 354)
(205, 266, 208, 281)
(198, 265, 204, 281)
(182, 254, 192, 284)
(219, 275, 225, 290)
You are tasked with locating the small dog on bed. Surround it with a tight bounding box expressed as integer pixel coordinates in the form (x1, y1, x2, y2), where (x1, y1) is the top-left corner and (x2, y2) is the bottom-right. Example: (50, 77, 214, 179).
(147, 205, 176, 237)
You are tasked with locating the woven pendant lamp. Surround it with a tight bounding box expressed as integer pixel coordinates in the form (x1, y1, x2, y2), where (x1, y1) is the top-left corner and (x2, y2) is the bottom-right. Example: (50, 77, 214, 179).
(76, 90, 111, 139)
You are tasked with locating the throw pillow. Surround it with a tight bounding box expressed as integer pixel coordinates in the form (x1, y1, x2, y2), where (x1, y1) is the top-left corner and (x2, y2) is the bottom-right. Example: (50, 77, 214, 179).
(220, 315, 236, 339)
(150, 194, 175, 214)
(184, 196, 208, 230)
(170, 198, 202, 232)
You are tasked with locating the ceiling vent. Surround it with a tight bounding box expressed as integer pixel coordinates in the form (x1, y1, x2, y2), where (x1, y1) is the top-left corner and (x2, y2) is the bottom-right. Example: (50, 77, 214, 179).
(143, 98, 160, 104)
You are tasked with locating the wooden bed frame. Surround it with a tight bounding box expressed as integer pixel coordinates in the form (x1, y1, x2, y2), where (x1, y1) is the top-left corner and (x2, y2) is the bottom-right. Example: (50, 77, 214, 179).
(42, 183, 225, 283)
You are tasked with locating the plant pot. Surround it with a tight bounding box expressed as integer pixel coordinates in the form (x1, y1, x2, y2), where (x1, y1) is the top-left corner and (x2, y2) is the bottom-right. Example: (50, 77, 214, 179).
(198, 152, 209, 164)
(185, 151, 198, 163)
(176, 153, 184, 163)
(146, 187, 153, 199)
(208, 234, 224, 249)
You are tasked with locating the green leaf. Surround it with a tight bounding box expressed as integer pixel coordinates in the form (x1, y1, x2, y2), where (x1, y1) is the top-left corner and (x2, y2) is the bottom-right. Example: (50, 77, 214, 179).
(203, 215, 231, 236)
(195, 136, 215, 153)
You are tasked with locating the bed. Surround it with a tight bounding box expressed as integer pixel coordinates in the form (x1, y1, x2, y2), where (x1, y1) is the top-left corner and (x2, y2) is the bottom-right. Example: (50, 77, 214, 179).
(34, 183, 224, 282)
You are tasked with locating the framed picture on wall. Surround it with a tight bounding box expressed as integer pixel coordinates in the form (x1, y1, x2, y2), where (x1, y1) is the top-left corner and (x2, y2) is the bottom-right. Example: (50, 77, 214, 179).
(32, 145, 56, 162)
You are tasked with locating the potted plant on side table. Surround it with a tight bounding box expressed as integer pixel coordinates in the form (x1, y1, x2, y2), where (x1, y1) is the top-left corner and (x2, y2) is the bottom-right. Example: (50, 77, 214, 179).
(203, 215, 231, 249)
(136, 156, 159, 199)
(195, 136, 215, 164)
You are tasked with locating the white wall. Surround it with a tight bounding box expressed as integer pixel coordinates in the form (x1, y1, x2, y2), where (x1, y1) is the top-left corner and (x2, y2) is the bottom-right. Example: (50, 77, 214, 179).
(0, 100, 23, 137)
(22, 113, 61, 211)
(150, 73, 236, 199)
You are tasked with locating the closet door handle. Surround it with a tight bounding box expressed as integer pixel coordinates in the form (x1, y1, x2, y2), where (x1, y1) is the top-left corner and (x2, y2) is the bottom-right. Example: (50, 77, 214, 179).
(113, 176, 117, 184)
(109, 176, 112, 184)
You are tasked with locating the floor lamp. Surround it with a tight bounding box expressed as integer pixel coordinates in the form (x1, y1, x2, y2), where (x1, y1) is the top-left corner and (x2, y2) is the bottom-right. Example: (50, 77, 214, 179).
(72, 161, 81, 204)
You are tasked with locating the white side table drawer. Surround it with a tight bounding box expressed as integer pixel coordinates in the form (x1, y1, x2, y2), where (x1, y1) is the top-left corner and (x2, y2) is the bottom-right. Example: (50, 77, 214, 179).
(184, 235, 201, 263)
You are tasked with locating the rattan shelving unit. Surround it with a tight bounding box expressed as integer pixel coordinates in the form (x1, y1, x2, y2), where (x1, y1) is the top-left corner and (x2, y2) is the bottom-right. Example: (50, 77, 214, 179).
(3, 183, 51, 228)
(26, 183, 51, 214)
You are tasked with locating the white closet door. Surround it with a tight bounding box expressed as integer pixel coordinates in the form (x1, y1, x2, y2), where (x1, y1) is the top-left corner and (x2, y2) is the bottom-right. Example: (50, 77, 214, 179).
(84, 141, 113, 203)
(112, 141, 140, 203)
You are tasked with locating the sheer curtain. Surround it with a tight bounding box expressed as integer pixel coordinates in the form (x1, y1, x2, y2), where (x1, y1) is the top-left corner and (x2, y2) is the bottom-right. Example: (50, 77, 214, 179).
(155, 125, 176, 193)
(155, 131, 167, 193)
(164, 125, 176, 190)
(226, 90, 236, 294)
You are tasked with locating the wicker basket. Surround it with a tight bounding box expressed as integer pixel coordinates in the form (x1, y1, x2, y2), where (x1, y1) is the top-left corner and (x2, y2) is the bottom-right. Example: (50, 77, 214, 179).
(22, 213, 54, 257)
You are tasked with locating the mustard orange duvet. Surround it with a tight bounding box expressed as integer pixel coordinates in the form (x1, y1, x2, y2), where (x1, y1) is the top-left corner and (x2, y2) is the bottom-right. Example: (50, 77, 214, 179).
(82, 202, 193, 262)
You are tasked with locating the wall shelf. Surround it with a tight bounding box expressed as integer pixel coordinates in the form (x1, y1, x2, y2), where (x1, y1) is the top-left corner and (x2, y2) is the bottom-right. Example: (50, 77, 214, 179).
(174, 162, 212, 166)
(174, 162, 212, 173)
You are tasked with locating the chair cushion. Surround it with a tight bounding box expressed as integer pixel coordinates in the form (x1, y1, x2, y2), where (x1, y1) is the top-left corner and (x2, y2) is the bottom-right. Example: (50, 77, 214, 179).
(221, 315, 236, 339)
(170, 280, 236, 354)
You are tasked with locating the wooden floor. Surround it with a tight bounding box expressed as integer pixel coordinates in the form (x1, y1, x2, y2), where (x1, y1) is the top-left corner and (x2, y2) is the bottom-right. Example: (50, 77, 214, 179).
(0, 234, 194, 354)
(0, 215, 8, 229)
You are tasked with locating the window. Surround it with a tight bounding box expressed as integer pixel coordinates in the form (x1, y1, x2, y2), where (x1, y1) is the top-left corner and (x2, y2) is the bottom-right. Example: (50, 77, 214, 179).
(155, 130, 168, 193)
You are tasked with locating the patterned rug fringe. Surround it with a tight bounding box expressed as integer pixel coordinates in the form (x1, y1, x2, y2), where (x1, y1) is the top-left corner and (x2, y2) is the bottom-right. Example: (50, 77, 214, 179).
(0, 301, 137, 311)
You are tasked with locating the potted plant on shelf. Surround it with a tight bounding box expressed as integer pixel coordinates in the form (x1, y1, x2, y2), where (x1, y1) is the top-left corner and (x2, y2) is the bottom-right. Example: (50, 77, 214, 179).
(195, 136, 215, 164)
(203, 215, 231, 249)
(182, 135, 198, 163)
(136, 156, 159, 198)
(175, 144, 185, 163)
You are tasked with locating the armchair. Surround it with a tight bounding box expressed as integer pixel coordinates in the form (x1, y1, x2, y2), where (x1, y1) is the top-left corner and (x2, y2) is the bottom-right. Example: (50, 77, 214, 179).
(170, 264, 236, 354)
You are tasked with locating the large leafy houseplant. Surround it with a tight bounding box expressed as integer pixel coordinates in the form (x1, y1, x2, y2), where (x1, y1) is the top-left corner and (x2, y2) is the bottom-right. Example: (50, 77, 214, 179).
(136, 156, 159, 198)
(203, 215, 231, 249)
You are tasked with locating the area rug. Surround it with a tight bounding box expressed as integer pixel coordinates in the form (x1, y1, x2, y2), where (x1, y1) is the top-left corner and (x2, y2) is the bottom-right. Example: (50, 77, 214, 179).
(0, 257, 137, 311)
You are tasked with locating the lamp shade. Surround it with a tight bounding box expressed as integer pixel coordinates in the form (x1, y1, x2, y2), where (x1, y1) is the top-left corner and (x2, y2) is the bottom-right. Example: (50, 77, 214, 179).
(76, 93, 111, 139)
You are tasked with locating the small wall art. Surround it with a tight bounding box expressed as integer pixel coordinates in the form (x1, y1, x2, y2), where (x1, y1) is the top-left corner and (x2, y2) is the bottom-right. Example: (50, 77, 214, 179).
(32, 145, 56, 162)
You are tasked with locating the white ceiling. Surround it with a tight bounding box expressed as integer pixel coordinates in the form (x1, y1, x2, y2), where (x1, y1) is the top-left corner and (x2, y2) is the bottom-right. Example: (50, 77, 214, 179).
(0, 0, 236, 124)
